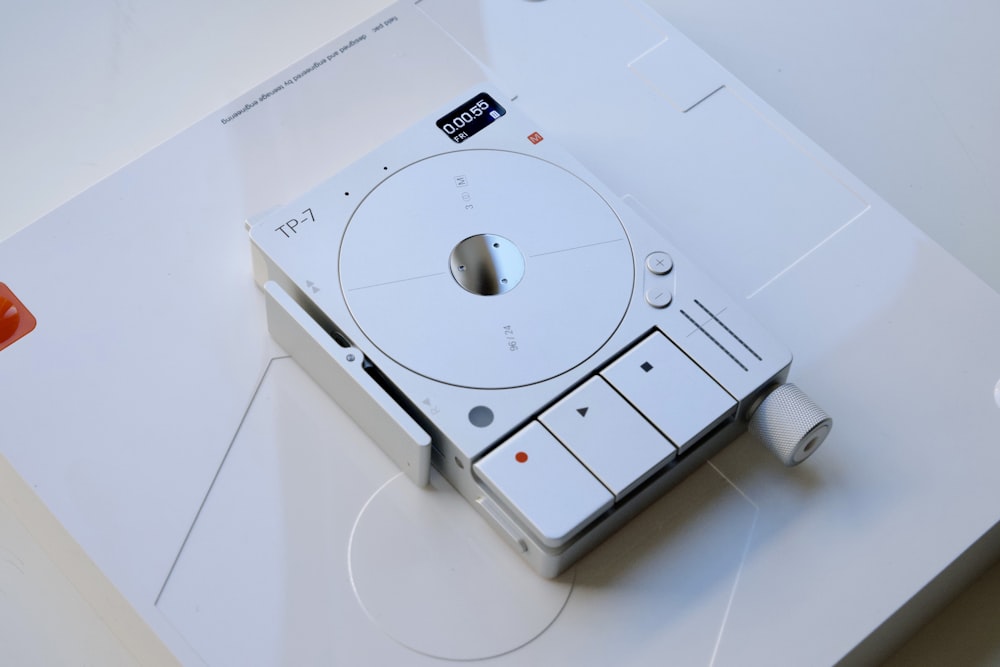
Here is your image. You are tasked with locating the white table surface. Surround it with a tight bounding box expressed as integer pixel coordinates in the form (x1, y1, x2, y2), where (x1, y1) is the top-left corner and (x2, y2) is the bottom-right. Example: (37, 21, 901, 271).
(2, 1, 998, 664)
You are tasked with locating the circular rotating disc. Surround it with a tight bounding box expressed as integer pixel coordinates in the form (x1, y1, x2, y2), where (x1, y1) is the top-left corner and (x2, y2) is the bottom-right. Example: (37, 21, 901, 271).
(339, 150, 634, 389)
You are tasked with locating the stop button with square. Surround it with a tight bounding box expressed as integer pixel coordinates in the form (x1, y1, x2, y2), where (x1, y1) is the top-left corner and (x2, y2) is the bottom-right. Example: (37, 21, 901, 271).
(601, 331, 737, 451)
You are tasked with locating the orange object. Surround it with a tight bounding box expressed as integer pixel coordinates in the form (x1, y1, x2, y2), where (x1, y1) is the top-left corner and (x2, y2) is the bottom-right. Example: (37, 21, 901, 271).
(0, 283, 36, 351)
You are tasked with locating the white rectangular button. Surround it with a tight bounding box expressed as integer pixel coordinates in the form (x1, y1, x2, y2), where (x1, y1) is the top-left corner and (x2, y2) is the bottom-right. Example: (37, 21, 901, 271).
(474, 422, 613, 549)
(540, 377, 676, 499)
(601, 331, 736, 451)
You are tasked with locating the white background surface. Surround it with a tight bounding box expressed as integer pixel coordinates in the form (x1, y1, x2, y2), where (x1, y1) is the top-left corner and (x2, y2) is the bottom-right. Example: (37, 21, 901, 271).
(1, 0, 998, 664)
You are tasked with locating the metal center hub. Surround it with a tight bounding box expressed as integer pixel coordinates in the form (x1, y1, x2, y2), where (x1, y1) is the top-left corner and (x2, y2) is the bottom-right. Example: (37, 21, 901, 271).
(449, 234, 525, 296)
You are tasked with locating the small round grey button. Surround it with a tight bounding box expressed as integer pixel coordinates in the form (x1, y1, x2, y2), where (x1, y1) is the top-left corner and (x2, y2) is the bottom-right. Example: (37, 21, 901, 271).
(469, 405, 495, 427)
(644, 287, 673, 309)
(645, 251, 673, 275)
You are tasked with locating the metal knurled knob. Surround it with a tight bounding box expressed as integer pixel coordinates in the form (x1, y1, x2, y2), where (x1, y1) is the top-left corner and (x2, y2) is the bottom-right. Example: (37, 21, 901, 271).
(748, 383, 832, 466)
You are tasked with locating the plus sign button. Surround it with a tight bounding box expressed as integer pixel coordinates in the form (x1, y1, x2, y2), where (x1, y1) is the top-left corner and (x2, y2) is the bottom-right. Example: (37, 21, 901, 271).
(645, 251, 673, 275)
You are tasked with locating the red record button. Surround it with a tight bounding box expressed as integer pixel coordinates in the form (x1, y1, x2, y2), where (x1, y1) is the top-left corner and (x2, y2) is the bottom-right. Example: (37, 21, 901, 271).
(0, 283, 36, 351)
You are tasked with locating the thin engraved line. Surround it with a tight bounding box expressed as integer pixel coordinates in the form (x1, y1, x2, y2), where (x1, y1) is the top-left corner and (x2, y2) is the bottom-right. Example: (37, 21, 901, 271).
(347, 472, 404, 624)
(347, 471, 578, 659)
(707, 461, 759, 666)
(680, 309, 748, 372)
(626, 36, 670, 66)
(347, 271, 447, 291)
(155, 356, 289, 605)
(694, 299, 762, 361)
(707, 461, 758, 510)
(529, 237, 624, 258)
(746, 204, 871, 299)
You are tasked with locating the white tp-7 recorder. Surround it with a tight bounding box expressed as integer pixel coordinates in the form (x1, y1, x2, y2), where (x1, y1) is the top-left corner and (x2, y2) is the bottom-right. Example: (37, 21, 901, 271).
(248, 85, 832, 577)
